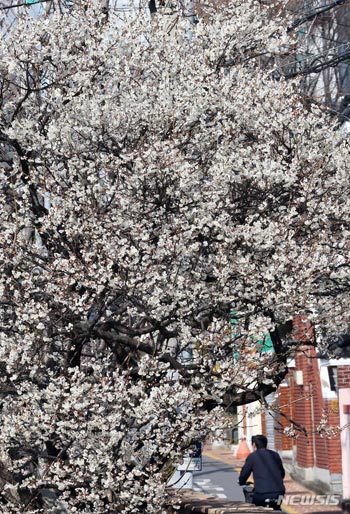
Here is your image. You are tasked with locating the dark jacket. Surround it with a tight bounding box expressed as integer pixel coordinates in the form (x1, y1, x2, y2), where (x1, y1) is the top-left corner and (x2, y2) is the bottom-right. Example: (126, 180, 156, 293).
(238, 448, 285, 494)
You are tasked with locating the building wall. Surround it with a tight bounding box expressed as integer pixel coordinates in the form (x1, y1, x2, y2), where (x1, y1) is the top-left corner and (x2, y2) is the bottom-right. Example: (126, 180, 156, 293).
(339, 366, 350, 389)
(275, 316, 347, 495)
(274, 381, 293, 452)
(338, 367, 350, 499)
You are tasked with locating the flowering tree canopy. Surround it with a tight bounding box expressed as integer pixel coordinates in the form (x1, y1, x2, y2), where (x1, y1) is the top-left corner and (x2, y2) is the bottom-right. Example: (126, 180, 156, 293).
(0, 0, 350, 512)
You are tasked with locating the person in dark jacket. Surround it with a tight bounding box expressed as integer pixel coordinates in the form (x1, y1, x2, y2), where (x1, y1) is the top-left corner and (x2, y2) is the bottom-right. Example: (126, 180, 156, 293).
(238, 435, 285, 510)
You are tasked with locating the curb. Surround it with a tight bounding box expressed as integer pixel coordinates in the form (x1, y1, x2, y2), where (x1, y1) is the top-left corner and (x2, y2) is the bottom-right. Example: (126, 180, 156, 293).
(202, 449, 234, 462)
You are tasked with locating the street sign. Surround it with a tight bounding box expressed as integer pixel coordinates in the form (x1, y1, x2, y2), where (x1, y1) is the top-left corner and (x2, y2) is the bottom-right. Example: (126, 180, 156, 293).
(178, 441, 202, 471)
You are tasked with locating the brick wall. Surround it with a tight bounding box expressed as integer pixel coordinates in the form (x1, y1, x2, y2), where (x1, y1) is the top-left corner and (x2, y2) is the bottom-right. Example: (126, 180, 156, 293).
(323, 399, 342, 474)
(293, 346, 317, 468)
(291, 345, 344, 474)
(273, 316, 348, 492)
(338, 366, 350, 389)
(293, 316, 314, 343)
(279, 317, 344, 480)
(274, 382, 293, 452)
(292, 317, 318, 467)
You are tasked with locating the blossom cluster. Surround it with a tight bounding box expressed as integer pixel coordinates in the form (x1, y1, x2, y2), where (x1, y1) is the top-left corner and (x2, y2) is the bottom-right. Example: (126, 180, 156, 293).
(0, 0, 349, 511)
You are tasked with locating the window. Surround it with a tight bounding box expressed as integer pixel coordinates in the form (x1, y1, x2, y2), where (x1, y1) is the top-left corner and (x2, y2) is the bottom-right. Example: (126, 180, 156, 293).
(328, 366, 338, 392)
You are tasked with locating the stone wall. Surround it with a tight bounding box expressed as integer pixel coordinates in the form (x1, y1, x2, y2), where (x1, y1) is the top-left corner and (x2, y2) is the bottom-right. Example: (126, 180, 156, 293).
(166, 489, 272, 514)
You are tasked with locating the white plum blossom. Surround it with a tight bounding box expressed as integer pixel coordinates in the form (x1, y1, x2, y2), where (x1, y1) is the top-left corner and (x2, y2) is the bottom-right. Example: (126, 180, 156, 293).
(0, 0, 350, 512)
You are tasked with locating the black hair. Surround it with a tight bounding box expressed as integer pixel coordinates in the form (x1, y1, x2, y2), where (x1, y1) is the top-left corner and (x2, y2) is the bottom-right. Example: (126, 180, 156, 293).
(251, 435, 268, 449)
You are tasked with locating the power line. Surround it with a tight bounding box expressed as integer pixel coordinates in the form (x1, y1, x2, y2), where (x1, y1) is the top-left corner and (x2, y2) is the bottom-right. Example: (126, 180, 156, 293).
(0, 0, 50, 9)
(278, 40, 350, 69)
(304, 29, 350, 46)
(276, 2, 350, 81)
(287, 0, 350, 32)
(283, 50, 350, 78)
(2, 0, 350, 79)
(289, 28, 350, 48)
(0, 0, 138, 10)
(285, 0, 350, 31)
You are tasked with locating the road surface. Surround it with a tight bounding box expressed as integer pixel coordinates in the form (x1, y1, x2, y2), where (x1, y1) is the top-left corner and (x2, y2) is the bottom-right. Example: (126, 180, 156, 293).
(193, 454, 245, 501)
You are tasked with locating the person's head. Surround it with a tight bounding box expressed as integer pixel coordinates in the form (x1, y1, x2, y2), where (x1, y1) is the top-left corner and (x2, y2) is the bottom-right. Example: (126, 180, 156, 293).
(251, 435, 268, 451)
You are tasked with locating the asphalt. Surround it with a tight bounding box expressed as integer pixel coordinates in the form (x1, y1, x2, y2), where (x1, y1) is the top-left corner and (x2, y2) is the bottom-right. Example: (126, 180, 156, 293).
(193, 454, 245, 501)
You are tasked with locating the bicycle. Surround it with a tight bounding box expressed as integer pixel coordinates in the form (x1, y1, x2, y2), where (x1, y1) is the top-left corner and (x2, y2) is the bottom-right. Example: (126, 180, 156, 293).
(241, 482, 283, 511)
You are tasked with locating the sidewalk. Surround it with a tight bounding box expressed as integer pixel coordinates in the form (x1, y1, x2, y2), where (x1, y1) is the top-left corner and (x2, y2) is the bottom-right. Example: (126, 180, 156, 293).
(203, 444, 343, 514)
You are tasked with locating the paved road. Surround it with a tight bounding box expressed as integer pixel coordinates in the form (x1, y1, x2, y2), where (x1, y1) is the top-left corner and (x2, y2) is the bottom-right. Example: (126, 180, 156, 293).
(193, 455, 245, 501)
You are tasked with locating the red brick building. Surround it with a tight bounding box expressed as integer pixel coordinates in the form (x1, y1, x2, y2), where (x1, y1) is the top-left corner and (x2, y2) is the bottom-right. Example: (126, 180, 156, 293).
(236, 317, 350, 498)
(273, 318, 350, 498)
